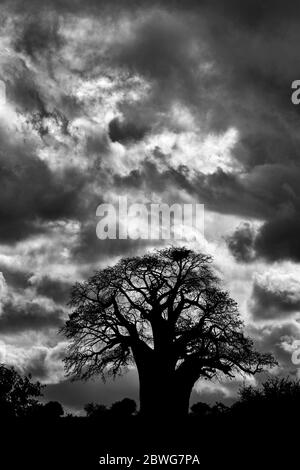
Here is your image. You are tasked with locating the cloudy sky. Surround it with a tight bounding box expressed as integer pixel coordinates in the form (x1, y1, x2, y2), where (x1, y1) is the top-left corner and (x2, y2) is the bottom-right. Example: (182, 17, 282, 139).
(1, 0, 300, 412)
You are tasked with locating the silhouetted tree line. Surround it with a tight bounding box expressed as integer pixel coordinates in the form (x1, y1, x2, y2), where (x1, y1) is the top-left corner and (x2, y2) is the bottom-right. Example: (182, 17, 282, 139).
(84, 398, 137, 418)
(1, 363, 300, 420)
(190, 376, 300, 422)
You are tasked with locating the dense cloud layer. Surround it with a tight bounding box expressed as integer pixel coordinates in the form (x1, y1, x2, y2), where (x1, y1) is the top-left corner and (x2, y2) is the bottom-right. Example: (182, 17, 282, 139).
(250, 283, 300, 320)
(0, 301, 64, 333)
(0, 0, 300, 407)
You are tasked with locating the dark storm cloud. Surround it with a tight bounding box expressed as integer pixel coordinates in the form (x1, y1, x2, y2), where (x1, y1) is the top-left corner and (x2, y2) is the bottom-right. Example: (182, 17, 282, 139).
(4, 0, 300, 262)
(248, 322, 300, 374)
(227, 223, 256, 263)
(192, 152, 300, 227)
(2, 33, 80, 130)
(104, 0, 300, 136)
(108, 8, 222, 136)
(106, 0, 300, 263)
(254, 211, 300, 262)
(22, 343, 66, 381)
(0, 265, 31, 290)
(0, 128, 89, 243)
(4, 0, 300, 19)
(221, 164, 300, 262)
(23, 349, 51, 380)
(85, 131, 110, 156)
(115, 154, 299, 237)
(0, 301, 64, 333)
(111, 10, 200, 98)
(0, 162, 86, 243)
(108, 117, 149, 144)
(114, 151, 193, 196)
(194, 171, 260, 219)
(228, 209, 300, 263)
(2, 57, 76, 138)
(1, 268, 71, 305)
(107, 4, 300, 258)
(197, 2, 300, 262)
(34, 276, 72, 305)
(71, 221, 162, 264)
(250, 282, 300, 321)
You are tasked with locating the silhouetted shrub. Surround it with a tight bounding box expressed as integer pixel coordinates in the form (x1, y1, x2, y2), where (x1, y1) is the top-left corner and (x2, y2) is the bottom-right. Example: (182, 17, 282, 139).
(84, 398, 137, 419)
(29, 400, 65, 418)
(190, 401, 229, 418)
(110, 398, 137, 417)
(41, 401, 64, 418)
(84, 403, 108, 418)
(0, 364, 43, 418)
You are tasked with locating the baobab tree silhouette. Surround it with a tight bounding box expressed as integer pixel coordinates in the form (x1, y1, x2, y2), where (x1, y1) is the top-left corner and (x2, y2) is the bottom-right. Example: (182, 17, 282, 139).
(62, 247, 275, 417)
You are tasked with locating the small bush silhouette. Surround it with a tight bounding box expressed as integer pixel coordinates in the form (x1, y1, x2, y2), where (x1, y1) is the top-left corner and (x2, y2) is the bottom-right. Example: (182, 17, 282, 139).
(232, 376, 300, 417)
(110, 398, 137, 417)
(84, 398, 137, 418)
(84, 403, 108, 418)
(190, 401, 229, 418)
(40, 401, 64, 418)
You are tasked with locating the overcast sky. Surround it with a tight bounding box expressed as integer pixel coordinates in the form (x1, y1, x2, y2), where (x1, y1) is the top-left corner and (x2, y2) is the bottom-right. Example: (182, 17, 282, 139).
(1, 0, 300, 412)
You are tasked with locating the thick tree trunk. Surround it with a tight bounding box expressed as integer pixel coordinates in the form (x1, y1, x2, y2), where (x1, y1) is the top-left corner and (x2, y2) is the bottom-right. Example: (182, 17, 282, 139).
(132, 339, 196, 418)
(138, 366, 193, 418)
